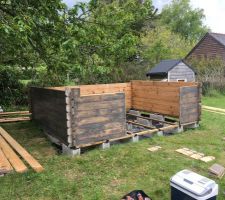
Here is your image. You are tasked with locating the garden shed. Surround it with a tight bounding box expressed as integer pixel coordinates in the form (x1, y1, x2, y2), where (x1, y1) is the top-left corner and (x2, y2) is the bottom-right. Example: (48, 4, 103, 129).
(146, 59, 196, 82)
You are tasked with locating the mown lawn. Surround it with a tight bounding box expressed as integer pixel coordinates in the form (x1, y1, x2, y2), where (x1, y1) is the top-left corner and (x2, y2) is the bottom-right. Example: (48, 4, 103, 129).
(203, 94, 225, 109)
(1, 99, 225, 199)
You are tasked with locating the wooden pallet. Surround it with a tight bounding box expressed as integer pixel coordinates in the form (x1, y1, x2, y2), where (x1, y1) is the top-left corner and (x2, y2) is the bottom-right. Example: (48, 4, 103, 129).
(0, 127, 44, 175)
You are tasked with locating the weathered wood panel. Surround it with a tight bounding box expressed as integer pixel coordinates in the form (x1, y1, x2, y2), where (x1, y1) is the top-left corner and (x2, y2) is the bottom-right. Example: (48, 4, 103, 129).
(30, 87, 69, 145)
(49, 83, 132, 110)
(72, 92, 126, 146)
(168, 62, 195, 82)
(179, 85, 201, 124)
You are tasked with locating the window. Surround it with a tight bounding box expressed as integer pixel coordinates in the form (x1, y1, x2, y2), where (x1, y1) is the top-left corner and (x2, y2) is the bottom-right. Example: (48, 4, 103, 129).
(177, 79, 187, 82)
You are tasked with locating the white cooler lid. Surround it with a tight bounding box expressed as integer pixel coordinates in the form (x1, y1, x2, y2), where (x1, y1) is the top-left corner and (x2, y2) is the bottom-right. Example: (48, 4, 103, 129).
(170, 170, 217, 197)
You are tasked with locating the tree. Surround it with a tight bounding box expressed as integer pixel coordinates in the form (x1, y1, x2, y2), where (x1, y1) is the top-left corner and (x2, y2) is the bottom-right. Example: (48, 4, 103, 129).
(141, 25, 193, 66)
(62, 0, 156, 83)
(160, 0, 208, 41)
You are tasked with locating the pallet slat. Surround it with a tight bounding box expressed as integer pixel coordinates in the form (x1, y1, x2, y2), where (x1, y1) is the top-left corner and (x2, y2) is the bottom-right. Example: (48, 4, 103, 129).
(0, 135, 27, 173)
(0, 127, 44, 172)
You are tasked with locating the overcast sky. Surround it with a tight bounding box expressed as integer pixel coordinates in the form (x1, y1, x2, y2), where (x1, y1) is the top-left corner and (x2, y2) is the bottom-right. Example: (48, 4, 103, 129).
(63, 0, 225, 33)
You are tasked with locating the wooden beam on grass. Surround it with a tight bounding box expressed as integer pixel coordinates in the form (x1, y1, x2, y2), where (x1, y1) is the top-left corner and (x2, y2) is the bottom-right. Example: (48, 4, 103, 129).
(0, 127, 44, 172)
(203, 109, 225, 116)
(0, 117, 30, 123)
(0, 148, 13, 174)
(0, 111, 30, 116)
(0, 135, 27, 173)
(202, 106, 225, 113)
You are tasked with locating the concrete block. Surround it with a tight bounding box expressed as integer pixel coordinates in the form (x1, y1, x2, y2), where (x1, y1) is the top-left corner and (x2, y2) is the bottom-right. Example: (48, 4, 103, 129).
(62, 144, 81, 156)
(101, 142, 110, 149)
(130, 135, 139, 142)
(157, 131, 164, 136)
(185, 123, 199, 129)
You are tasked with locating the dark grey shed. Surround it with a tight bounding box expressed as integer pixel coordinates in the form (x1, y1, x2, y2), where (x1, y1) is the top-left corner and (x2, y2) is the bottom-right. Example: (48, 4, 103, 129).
(146, 59, 196, 82)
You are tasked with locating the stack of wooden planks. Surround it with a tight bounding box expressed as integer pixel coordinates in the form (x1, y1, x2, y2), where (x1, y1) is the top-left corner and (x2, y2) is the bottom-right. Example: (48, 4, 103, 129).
(0, 126, 44, 175)
(0, 111, 31, 123)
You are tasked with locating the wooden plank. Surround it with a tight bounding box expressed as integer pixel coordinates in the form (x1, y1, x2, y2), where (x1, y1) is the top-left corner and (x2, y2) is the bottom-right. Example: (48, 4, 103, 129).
(0, 148, 13, 174)
(132, 97, 178, 107)
(159, 125, 178, 131)
(0, 127, 44, 172)
(77, 114, 125, 126)
(132, 102, 179, 117)
(135, 129, 158, 136)
(78, 93, 125, 103)
(77, 99, 125, 111)
(202, 105, 225, 113)
(203, 109, 225, 116)
(0, 135, 27, 173)
(0, 111, 29, 116)
(131, 80, 198, 87)
(0, 117, 30, 123)
(127, 120, 155, 129)
(126, 113, 176, 125)
(77, 107, 125, 118)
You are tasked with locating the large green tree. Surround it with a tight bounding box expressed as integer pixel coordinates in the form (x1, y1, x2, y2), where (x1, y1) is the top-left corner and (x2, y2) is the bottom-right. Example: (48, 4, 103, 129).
(0, 0, 156, 85)
(160, 0, 208, 41)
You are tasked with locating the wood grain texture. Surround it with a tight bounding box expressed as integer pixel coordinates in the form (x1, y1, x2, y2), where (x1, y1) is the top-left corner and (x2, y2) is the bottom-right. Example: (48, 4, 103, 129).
(0, 148, 13, 174)
(186, 33, 225, 61)
(30, 87, 69, 145)
(0, 135, 27, 173)
(179, 85, 201, 124)
(0, 127, 44, 172)
(73, 92, 126, 146)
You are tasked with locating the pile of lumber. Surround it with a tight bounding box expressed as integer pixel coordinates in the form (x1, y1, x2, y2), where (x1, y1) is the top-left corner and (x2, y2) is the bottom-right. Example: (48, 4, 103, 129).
(0, 111, 31, 123)
(202, 106, 225, 116)
(0, 127, 44, 175)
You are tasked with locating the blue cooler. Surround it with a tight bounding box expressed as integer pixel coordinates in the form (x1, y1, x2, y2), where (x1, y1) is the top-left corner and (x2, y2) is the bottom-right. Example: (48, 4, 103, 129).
(170, 170, 218, 200)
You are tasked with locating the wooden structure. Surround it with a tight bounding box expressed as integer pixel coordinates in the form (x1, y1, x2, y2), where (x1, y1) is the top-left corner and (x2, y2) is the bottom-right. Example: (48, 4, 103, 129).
(146, 59, 196, 82)
(0, 127, 44, 175)
(30, 81, 201, 148)
(186, 32, 225, 61)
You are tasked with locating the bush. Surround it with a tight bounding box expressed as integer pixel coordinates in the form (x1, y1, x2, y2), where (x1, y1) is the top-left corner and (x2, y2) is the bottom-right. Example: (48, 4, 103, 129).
(0, 66, 28, 107)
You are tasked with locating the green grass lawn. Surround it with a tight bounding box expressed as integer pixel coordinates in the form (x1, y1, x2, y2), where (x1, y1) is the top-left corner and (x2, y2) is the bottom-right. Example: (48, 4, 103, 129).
(203, 94, 225, 109)
(1, 106, 225, 199)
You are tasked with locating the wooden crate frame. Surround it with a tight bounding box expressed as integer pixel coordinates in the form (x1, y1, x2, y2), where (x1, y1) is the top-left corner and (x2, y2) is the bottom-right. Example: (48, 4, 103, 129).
(30, 81, 201, 148)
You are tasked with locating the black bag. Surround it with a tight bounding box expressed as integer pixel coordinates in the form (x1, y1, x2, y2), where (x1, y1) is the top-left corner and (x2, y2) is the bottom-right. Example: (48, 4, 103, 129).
(121, 190, 152, 200)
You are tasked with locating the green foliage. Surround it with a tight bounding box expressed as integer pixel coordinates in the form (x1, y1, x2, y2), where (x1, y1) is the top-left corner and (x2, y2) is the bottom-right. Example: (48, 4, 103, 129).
(188, 57, 225, 94)
(62, 0, 155, 83)
(141, 25, 193, 67)
(0, 66, 27, 106)
(160, 0, 208, 41)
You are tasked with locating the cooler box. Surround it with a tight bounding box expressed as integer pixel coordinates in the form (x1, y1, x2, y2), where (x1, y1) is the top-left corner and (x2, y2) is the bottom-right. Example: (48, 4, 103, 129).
(170, 170, 218, 200)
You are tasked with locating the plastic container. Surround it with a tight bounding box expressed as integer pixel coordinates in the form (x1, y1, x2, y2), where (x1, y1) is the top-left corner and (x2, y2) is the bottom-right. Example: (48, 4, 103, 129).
(170, 170, 218, 200)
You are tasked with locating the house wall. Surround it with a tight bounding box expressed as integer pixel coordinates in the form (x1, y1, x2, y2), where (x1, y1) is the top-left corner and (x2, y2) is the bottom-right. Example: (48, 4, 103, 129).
(168, 62, 195, 82)
(186, 33, 225, 61)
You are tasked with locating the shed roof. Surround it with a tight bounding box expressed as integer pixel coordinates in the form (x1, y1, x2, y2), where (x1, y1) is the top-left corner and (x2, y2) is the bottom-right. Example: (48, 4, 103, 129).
(209, 32, 225, 47)
(185, 32, 225, 59)
(146, 59, 181, 76)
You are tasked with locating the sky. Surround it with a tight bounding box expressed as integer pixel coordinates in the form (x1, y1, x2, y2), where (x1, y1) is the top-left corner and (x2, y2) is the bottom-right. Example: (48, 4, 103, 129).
(63, 0, 225, 33)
